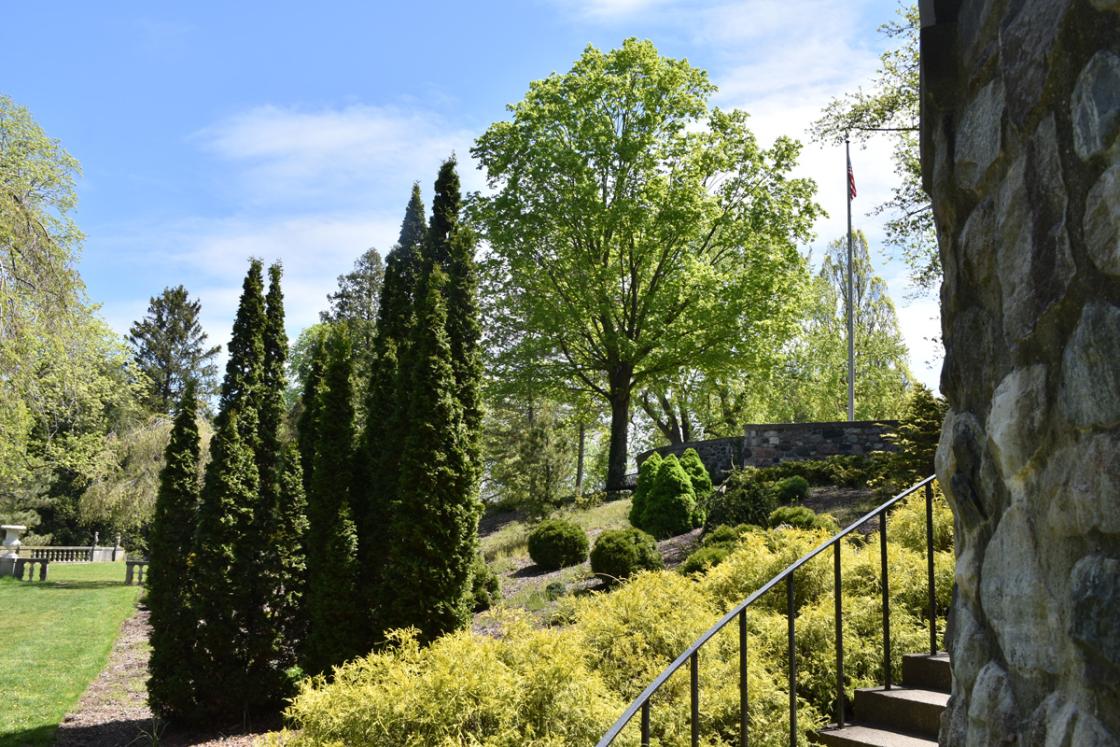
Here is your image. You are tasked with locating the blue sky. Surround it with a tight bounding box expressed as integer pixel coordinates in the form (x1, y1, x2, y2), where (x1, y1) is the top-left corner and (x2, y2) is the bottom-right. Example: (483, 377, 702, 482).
(2, 0, 940, 389)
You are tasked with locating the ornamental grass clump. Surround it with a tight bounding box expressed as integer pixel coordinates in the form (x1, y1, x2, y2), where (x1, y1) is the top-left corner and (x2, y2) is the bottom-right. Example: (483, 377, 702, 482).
(527, 518, 589, 570)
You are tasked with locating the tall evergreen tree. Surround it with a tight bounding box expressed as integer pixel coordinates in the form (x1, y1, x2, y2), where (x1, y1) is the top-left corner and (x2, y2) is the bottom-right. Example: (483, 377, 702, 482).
(304, 327, 363, 673)
(381, 268, 481, 642)
(187, 261, 266, 721)
(354, 187, 426, 646)
(147, 382, 201, 719)
(128, 285, 221, 412)
(296, 342, 324, 497)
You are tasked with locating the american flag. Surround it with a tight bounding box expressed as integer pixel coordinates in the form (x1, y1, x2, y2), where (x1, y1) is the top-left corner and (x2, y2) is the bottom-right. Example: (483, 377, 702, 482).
(847, 156, 857, 200)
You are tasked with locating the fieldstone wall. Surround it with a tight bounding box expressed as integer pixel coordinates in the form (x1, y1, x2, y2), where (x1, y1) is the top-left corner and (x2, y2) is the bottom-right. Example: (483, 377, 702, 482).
(921, 2, 1120, 744)
(636, 420, 897, 482)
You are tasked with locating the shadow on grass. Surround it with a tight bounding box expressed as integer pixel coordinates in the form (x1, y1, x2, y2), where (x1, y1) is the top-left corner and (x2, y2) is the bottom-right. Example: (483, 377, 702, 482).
(5, 580, 129, 592)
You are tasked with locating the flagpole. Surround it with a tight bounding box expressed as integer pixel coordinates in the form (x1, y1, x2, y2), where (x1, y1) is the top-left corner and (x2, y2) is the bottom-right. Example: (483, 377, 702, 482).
(846, 137, 855, 422)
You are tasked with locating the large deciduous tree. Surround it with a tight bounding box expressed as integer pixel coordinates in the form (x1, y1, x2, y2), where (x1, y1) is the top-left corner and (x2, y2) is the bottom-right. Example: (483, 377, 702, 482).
(472, 39, 820, 490)
(128, 285, 221, 412)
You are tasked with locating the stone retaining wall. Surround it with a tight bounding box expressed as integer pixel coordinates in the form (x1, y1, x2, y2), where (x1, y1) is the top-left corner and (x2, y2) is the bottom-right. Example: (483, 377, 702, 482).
(636, 420, 898, 482)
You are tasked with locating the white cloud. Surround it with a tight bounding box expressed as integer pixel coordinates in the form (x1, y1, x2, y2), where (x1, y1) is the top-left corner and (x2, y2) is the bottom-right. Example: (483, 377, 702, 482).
(194, 104, 482, 208)
(550, 0, 677, 21)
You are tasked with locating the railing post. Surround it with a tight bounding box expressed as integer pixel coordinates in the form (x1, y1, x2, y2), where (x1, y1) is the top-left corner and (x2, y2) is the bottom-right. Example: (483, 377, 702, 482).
(787, 573, 797, 747)
(641, 701, 651, 747)
(690, 651, 700, 747)
(834, 542, 845, 727)
(880, 509, 892, 690)
(926, 482, 937, 655)
(739, 609, 748, 747)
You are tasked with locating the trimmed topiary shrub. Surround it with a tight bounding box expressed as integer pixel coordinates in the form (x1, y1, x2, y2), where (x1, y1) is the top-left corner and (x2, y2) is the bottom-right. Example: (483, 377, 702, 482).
(768, 506, 839, 532)
(590, 528, 663, 582)
(705, 468, 776, 529)
(678, 448, 713, 498)
(629, 452, 662, 528)
(640, 454, 698, 539)
(775, 475, 810, 503)
(528, 518, 589, 570)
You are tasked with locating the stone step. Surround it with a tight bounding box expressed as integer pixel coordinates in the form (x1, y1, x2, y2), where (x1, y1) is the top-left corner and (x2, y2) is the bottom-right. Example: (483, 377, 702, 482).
(816, 724, 939, 747)
(902, 652, 951, 693)
(852, 687, 948, 738)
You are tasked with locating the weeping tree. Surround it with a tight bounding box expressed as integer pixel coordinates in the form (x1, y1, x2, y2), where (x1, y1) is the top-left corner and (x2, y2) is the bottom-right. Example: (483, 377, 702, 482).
(472, 39, 820, 490)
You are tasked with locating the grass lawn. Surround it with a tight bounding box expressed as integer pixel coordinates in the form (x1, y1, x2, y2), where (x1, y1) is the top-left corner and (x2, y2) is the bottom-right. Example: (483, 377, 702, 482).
(0, 563, 141, 747)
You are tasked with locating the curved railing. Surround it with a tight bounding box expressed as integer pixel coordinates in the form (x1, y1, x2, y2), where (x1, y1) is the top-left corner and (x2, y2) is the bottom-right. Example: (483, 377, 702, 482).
(596, 474, 940, 747)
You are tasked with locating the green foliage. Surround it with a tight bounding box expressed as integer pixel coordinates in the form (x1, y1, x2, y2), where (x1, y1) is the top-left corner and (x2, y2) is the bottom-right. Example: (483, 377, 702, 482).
(638, 454, 700, 539)
(680, 544, 733, 575)
(678, 448, 713, 499)
(527, 518, 589, 570)
(768, 506, 838, 532)
(274, 484, 953, 747)
(304, 327, 362, 674)
(470, 554, 502, 613)
(147, 384, 201, 718)
(127, 285, 221, 412)
(886, 384, 947, 486)
(747, 453, 893, 489)
(473, 38, 820, 489)
(380, 267, 482, 644)
(812, 4, 935, 293)
(483, 396, 577, 517)
(590, 528, 663, 582)
(706, 469, 776, 529)
(629, 452, 662, 528)
(774, 475, 810, 503)
(321, 248, 384, 391)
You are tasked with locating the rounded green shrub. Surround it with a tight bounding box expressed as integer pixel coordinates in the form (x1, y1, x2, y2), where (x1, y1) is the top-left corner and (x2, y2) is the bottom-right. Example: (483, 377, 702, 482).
(590, 528, 663, 582)
(629, 452, 663, 527)
(701, 524, 741, 547)
(775, 475, 810, 503)
(680, 544, 732, 575)
(705, 468, 775, 529)
(768, 506, 838, 532)
(527, 519, 589, 570)
(470, 554, 501, 612)
(640, 454, 698, 538)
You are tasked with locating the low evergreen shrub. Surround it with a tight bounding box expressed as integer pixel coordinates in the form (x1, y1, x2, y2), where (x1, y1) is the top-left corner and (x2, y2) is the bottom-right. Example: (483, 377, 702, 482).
(774, 475, 810, 503)
(470, 554, 501, 612)
(639, 455, 699, 538)
(706, 468, 776, 529)
(629, 452, 662, 528)
(527, 519, 589, 570)
(678, 448, 713, 499)
(590, 528, 663, 582)
(680, 545, 733, 575)
(768, 505, 838, 532)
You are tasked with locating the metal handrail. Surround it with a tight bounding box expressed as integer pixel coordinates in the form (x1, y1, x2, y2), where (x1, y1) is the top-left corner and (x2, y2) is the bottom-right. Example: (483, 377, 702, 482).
(596, 474, 940, 747)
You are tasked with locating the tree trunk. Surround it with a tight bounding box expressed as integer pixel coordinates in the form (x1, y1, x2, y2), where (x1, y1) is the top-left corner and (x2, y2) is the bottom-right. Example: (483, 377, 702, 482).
(575, 421, 585, 496)
(606, 366, 633, 493)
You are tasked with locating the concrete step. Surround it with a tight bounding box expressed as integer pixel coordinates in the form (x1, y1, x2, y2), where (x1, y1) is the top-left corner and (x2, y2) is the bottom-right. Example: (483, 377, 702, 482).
(816, 724, 938, 747)
(853, 687, 948, 738)
(902, 652, 951, 693)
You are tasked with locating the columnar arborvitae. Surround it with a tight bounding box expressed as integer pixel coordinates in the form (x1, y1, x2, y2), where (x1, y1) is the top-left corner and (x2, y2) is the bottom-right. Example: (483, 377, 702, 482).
(381, 267, 481, 642)
(437, 158, 483, 484)
(243, 263, 307, 702)
(304, 327, 363, 673)
(189, 261, 267, 721)
(147, 382, 201, 719)
(355, 188, 427, 646)
(297, 343, 324, 497)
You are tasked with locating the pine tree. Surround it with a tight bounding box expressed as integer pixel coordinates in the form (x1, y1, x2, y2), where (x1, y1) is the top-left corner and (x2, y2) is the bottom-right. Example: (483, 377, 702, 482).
(147, 382, 201, 719)
(304, 326, 363, 673)
(887, 384, 947, 485)
(381, 268, 481, 642)
(354, 187, 426, 646)
(128, 285, 221, 412)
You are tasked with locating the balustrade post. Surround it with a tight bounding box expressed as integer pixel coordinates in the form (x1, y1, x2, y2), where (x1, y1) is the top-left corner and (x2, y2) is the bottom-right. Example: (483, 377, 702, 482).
(690, 651, 699, 747)
(834, 542, 845, 727)
(880, 510, 892, 690)
(925, 482, 937, 655)
(739, 609, 748, 747)
(787, 574, 797, 747)
(640, 701, 650, 747)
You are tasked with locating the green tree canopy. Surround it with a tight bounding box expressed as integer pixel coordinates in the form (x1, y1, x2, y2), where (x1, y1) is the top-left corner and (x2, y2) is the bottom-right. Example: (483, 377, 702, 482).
(128, 285, 221, 412)
(472, 39, 820, 490)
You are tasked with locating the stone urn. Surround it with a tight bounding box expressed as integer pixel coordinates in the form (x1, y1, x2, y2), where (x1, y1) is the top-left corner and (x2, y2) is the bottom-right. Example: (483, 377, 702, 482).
(1, 524, 26, 577)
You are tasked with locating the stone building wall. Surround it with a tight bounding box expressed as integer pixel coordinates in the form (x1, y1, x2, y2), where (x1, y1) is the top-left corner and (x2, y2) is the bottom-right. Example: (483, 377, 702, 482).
(636, 420, 897, 482)
(921, 2, 1120, 744)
